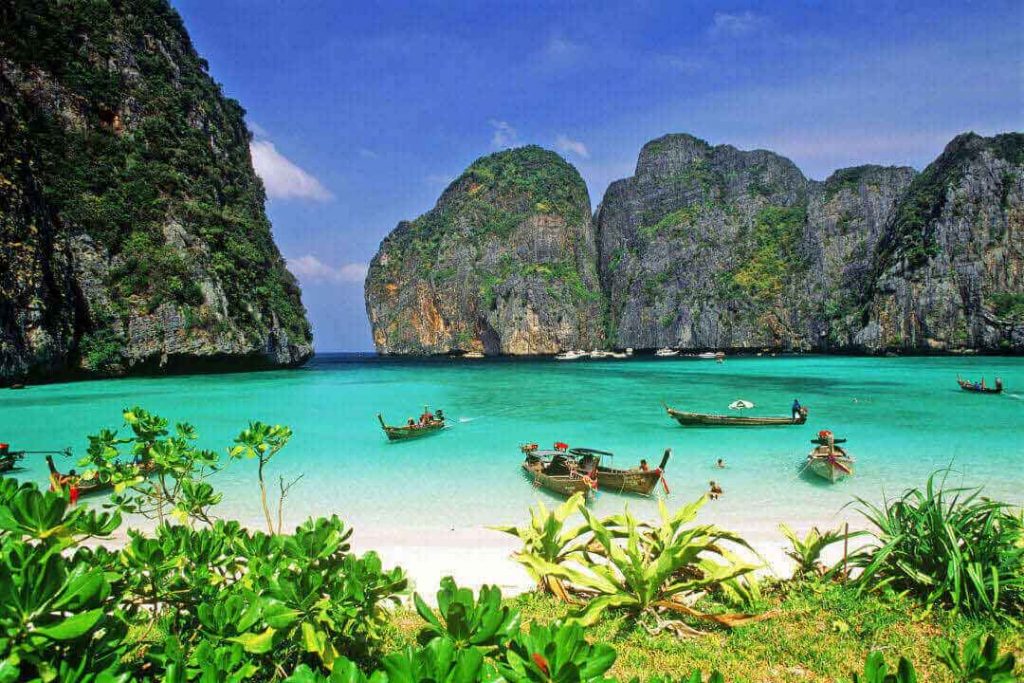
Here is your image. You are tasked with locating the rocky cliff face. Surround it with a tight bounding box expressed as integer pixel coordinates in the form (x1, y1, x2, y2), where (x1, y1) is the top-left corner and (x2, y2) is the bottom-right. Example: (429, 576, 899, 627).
(857, 133, 1024, 352)
(368, 132, 1022, 355)
(365, 146, 603, 354)
(0, 0, 311, 383)
(595, 133, 1022, 353)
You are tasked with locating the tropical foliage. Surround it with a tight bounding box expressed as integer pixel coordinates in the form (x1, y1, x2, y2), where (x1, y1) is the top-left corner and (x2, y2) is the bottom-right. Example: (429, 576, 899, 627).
(850, 472, 1024, 618)
(779, 523, 861, 578)
(502, 496, 765, 636)
(492, 492, 591, 601)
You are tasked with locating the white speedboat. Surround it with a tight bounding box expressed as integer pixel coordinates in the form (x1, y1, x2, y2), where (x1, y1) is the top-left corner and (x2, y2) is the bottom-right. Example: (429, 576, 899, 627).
(589, 350, 613, 359)
(655, 348, 679, 357)
(463, 351, 485, 359)
(555, 350, 586, 361)
(697, 351, 717, 360)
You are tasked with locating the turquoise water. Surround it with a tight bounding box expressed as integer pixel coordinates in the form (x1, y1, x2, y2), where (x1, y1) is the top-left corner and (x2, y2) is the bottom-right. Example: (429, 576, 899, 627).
(1, 354, 1022, 545)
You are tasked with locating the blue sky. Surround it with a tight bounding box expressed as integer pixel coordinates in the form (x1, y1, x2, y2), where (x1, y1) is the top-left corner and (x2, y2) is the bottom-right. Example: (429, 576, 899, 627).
(173, 0, 1023, 352)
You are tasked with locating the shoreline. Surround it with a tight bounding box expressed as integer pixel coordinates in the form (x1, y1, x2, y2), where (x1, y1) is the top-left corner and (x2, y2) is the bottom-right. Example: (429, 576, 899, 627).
(80, 512, 875, 603)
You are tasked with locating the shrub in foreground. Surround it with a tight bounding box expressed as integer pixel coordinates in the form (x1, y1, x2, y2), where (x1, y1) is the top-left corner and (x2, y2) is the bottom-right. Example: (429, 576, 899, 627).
(851, 472, 1024, 618)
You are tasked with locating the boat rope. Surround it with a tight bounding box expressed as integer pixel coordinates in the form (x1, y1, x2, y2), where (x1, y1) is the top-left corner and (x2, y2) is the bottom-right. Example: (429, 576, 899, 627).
(10, 448, 72, 456)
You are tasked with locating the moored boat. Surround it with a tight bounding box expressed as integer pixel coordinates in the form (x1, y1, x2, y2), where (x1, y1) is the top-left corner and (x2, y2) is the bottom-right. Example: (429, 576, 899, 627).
(806, 431, 854, 483)
(521, 444, 597, 498)
(569, 446, 671, 495)
(0, 443, 21, 473)
(377, 410, 446, 441)
(655, 348, 679, 357)
(45, 454, 156, 497)
(555, 350, 586, 360)
(956, 375, 1003, 394)
(696, 351, 717, 359)
(462, 351, 485, 359)
(666, 404, 808, 427)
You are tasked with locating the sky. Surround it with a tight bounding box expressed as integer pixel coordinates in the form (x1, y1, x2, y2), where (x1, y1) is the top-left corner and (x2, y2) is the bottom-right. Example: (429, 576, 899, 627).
(172, 0, 1023, 352)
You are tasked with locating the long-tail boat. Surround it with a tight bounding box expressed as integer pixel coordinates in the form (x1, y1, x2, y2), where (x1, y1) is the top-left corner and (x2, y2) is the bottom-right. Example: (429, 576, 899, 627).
(806, 431, 854, 483)
(665, 404, 808, 427)
(0, 443, 21, 473)
(957, 376, 1003, 394)
(377, 410, 446, 441)
(568, 447, 671, 495)
(521, 444, 598, 498)
(46, 454, 155, 496)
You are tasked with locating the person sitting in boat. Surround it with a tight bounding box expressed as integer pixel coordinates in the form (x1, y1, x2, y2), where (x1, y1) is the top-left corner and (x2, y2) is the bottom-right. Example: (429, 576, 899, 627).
(407, 418, 417, 428)
(419, 408, 434, 425)
(791, 399, 802, 420)
(639, 459, 649, 472)
(995, 377, 1003, 391)
(435, 409, 444, 422)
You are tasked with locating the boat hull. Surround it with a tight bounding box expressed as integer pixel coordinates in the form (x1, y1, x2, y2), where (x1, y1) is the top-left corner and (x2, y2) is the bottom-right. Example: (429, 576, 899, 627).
(595, 467, 662, 495)
(807, 456, 853, 483)
(522, 462, 594, 498)
(666, 406, 807, 427)
(381, 423, 445, 441)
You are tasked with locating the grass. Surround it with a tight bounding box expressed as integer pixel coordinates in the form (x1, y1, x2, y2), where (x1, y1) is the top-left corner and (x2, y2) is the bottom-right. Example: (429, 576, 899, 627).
(384, 582, 1023, 682)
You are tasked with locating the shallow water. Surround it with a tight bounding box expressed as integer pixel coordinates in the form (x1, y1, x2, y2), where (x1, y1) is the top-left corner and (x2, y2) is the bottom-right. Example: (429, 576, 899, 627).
(2, 354, 1022, 548)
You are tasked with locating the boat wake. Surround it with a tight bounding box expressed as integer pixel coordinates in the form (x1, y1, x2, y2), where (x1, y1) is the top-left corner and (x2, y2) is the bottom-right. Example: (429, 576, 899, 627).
(1006, 393, 1024, 401)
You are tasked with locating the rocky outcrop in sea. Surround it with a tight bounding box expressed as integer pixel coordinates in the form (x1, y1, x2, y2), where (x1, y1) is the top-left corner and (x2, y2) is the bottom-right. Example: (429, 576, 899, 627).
(1, 0, 312, 383)
(368, 132, 1022, 355)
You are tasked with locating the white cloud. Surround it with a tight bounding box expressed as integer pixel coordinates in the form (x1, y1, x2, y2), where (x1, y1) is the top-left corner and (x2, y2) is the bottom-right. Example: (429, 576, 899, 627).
(287, 255, 368, 284)
(247, 120, 269, 139)
(489, 119, 519, 148)
(708, 11, 766, 38)
(249, 140, 333, 202)
(358, 147, 379, 159)
(555, 134, 590, 159)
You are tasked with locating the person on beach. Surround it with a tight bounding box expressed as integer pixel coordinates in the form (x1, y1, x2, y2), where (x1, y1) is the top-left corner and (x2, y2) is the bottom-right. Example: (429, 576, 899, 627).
(716, 458, 726, 468)
(708, 480, 723, 500)
(791, 398, 802, 420)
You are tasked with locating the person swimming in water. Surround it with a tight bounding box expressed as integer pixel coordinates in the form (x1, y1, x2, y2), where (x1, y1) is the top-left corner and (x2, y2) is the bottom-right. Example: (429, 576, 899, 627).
(716, 458, 726, 468)
(708, 480, 723, 500)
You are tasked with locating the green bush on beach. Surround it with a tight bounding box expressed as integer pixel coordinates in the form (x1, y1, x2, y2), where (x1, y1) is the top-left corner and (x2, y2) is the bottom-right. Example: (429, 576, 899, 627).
(0, 408, 1021, 681)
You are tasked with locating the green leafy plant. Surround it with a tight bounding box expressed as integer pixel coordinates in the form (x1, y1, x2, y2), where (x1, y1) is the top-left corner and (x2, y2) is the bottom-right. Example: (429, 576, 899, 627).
(934, 633, 1017, 682)
(230, 421, 297, 534)
(499, 620, 616, 683)
(415, 577, 521, 652)
(522, 497, 765, 636)
(82, 406, 222, 527)
(493, 492, 591, 601)
(779, 524, 860, 579)
(850, 472, 1024, 618)
(851, 652, 918, 683)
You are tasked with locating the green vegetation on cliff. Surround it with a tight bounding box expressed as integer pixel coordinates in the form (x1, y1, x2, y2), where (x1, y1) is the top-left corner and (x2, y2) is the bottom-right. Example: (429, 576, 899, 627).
(1, 0, 309, 345)
(729, 205, 808, 302)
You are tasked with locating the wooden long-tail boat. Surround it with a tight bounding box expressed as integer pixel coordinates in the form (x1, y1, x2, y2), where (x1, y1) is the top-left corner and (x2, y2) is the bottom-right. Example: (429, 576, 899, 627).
(0, 443, 21, 473)
(377, 411, 446, 441)
(569, 447, 671, 495)
(666, 404, 808, 427)
(46, 454, 155, 496)
(521, 446, 598, 498)
(806, 432, 853, 483)
(957, 376, 1003, 394)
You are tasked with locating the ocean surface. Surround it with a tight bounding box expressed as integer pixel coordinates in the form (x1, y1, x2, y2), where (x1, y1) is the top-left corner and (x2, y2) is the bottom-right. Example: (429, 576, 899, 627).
(2, 353, 1022, 580)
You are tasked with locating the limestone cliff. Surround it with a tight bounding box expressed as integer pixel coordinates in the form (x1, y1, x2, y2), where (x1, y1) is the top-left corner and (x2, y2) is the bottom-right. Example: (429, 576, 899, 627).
(0, 0, 312, 383)
(369, 132, 1022, 355)
(857, 133, 1024, 352)
(365, 146, 603, 354)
